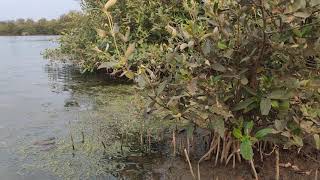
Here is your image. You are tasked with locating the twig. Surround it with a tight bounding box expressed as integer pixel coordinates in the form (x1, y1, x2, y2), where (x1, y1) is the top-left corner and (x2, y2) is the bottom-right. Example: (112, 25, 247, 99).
(215, 137, 221, 166)
(81, 131, 85, 144)
(101, 141, 107, 150)
(187, 137, 190, 156)
(315, 168, 318, 180)
(251, 0, 267, 89)
(147, 95, 189, 121)
(259, 142, 263, 162)
(266, 20, 320, 34)
(184, 148, 196, 179)
(220, 133, 227, 163)
(264, 145, 276, 156)
(301, 150, 320, 164)
(173, 130, 176, 156)
(68, 121, 75, 152)
(275, 147, 280, 180)
(148, 130, 151, 152)
(70, 133, 75, 151)
(198, 138, 216, 180)
(250, 160, 259, 180)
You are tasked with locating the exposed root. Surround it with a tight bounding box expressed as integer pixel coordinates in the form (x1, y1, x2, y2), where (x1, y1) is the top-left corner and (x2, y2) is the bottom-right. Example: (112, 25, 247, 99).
(250, 160, 259, 180)
(235, 142, 242, 163)
(184, 148, 196, 179)
(173, 130, 176, 156)
(275, 147, 280, 180)
(198, 137, 216, 180)
(215, 137, 221, 166)
(148, 130, 151, 152)
(187, 137, 190, 156)
(264, 144, 276, 156)
(220, 133, 227, 163)
(259, 142, 263, 162)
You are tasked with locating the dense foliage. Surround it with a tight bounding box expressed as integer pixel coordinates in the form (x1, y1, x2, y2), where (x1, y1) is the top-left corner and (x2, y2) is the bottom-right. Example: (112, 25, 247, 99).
(0, 11, 82, 36)
(54, 0, 320, 166)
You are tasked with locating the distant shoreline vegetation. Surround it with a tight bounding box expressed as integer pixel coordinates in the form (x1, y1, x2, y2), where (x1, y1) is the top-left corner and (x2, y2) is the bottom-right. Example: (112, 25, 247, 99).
(0, 11, 82, 36)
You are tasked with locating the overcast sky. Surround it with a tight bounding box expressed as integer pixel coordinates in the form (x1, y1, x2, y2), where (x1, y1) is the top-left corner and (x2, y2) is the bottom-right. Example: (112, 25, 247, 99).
(0, 0, 81, 21)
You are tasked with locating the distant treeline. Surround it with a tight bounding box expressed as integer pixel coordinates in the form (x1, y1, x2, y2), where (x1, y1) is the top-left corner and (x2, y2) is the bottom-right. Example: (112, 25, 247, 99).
(0, 11, 82, 36)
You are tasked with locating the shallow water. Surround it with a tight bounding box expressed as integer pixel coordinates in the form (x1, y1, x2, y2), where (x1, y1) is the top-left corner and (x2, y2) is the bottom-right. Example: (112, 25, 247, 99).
(0, 36, 137, 179)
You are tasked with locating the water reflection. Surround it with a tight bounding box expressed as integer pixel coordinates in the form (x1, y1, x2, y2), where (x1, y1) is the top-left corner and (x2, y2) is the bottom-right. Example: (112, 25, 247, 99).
(44, 62, 77, 93)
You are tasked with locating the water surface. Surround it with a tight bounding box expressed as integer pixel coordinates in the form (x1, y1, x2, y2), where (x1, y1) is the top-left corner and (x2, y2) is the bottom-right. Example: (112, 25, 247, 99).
(0, 36, 135, 179)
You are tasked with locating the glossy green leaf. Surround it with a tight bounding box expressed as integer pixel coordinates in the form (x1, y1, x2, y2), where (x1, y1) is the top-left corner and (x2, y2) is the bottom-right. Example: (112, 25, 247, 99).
(268, 90, 292, 100)
(233, 128, 242, 139)
(271, 100, 279, 108)
(244, 121, 254, 135)
(240, 138, 253, 160)
(279, 100, 290, 111)
(232, 97, 257, 111)
(217, 41, 228, 50)
(255, 128, 273, 140)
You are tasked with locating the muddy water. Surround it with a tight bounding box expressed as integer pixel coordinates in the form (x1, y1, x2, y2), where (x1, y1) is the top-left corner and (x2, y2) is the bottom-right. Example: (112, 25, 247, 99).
(0, 36, 139, 179)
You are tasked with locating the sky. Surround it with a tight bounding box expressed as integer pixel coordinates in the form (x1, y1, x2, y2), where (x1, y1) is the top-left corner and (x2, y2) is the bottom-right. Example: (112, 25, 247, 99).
(0, 0, 82, 21)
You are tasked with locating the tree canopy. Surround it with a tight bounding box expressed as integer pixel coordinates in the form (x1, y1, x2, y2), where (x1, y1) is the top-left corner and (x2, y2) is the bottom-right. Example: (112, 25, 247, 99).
(0, 11, 83, 36)
(48, 0, 320, 175)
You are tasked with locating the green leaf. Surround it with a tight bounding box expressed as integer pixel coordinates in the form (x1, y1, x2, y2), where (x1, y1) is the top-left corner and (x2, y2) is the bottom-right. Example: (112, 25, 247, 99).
(217, 41, 228, 50)
(243, 102, 258, 113)
(186, 124, 195, 138)
(210, 118, 225, 137)
(244, 121, 254, 135)
(255, 128, 273, 140)
(271, 100, 279, 108)
(275, 120, 286, 131)
(212, 63, 226, 72)
(232, 97, 257, 111)
(268, 90, 292, 100)
(156, 80, 168, 95)
(240, 138, 253, 160)
(135, 75, 146, 88)
(292, 135, 304, 146)
(233, 128, 242, 139)
(293, 11, 311, 19)
(291, 0, 306, 12)
(260, 98, 272, 115)
(293, 29, 303, 38)
(124, 70, 135, 79)
(98, 62, 118, 69)
(279, 100, 290, 111)
(310, 0, 320, 7)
